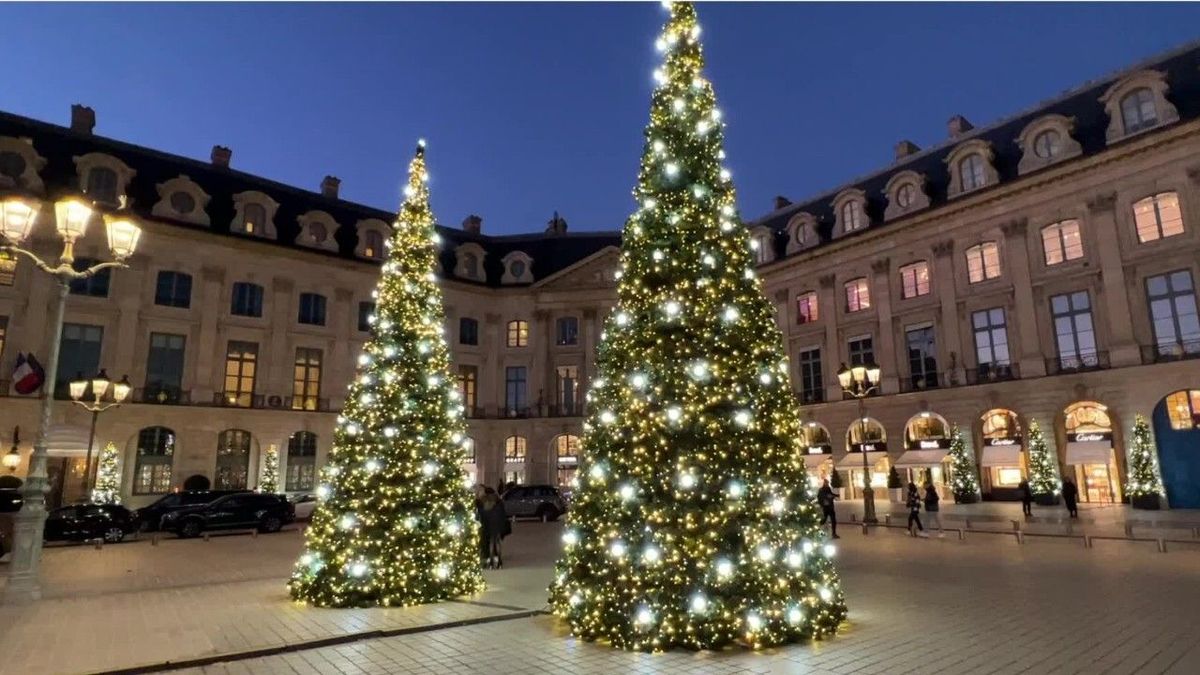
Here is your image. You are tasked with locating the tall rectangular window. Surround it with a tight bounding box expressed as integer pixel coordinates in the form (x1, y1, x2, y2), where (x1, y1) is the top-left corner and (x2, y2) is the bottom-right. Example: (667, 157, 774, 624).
(556, 365, 579, 415)
(230, 282, 263, 317)
(459, 317, 479, 345)
(292, 347, 323, 410)
(154, 271, 192, 308)
(223, 341, 258, 407)
(145, 333, 186, 402)
(845, 278, 870, 312)
(556, 317, 579, 346)
(1051, 291, 1097, 369)
(457, 365, 478, 414)
(966, 242, 1002, 283)
(298, 293, 327, 326)
(1147, 270, 1200, 355)
(899, 261, 931, 298)
(972, 308, 1010, 367)
(68, 258, 111, 297)
(798, 347, 823, 403)
(506, 320, 528, 347)
(505, 366, 527, 415)
(848, 335, 874, 366)
(1041, 220, 1084, 265)
(57, 323, 103, 391)
(905, 326, 938, 389)
(796, 291, 818, 324)
(752, 233, 772, 264)
(357, 302, 375, 333)
(1133, 192, 1184, 243)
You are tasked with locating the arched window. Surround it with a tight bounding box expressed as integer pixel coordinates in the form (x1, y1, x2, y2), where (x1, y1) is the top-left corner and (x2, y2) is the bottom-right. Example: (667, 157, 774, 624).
(980, 409, 1023, 488)
(1065, 402, 1112, 434)
(308, 222, 328, 245)
(896, 183, 915, 209)
(1164, 391, 1200, 431)
(800, 422, 832, 455)
(462, 253, 479, 279)
(904, 413, 949, 448)
(506, 320, 529, 347)
(1033, 129, 1062, 160)
(965, 242, 1001, 283)
(504, 435, 527, 462)
(841, 200, 865, 233)
(364, 230, 384, 259)
(847, 418, 886, 450)
(959, 153, 986, 192)
(1120, 88, 1157, 134)
(1133, 192, 1184, 243)
(554, 434, 580, 487)
(85, 167, 119, 204)
(286, 431, 317, 491)
(1041, 220, 1084, 265)
(216, 429, 252, 490)
(242, 203, 266, 234)
(134, 426, 175, 494)
(982, 409, 1021, 441)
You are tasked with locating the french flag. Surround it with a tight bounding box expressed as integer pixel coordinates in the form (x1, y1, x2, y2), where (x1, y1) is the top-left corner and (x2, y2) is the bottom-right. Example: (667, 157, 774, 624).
(12, 353, 45, 395)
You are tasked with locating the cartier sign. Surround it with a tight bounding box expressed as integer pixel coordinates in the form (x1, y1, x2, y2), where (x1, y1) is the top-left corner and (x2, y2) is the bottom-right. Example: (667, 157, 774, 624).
(1068, 432, 1112, 443)
(806, 445, 832, 455)
(984, 437, 1021, 447)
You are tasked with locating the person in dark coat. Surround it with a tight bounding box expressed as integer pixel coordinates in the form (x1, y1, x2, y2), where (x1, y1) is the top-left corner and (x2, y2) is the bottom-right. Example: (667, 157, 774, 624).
(1061, 478, 1080, 518)
(1018, 479, 1033, 517)
(906, 482, 926, 536)
(923, 483, 942, 535)
(816, 479, 839, 539)
(476, 488, 509, 569)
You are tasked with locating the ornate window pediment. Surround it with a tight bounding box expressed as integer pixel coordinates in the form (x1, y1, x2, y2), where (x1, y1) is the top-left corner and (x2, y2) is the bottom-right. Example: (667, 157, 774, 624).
(232, 191, 279, 239)
(354, 218, 390, 260)
(1016, 114, 1082, 175)
(0, 136, 47, 193)
(883, 170, 930, 220)
(454, 242, 487, 281)
(1100, 69, 1179, 143)
(945, 140, 998, 198)
(73, 152, 135, 207)
(831, 189, 868, 238)
(151, 175, 211, 225)
(501, 251, 534, 284)
(785, 212, 820, 254)
(298, 210, 341, 252)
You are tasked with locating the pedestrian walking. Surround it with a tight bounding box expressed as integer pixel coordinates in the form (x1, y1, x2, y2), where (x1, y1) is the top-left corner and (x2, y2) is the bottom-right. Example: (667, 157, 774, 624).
(1018, 479, 1033, 517)
(906, 482, 926, 536)
(923, 482, 943, 536)
(476, 487, 510, 569)
(1061, 478, 1080, 518)
(817, 479, 840, 539)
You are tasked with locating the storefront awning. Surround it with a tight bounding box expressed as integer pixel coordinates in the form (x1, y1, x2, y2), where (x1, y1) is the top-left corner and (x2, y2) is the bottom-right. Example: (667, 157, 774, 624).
(1065, 441, 1111, 464)
(836, 451, 887, 469)
(981, 445, 1022, 467)
(894, 449, 949, 467)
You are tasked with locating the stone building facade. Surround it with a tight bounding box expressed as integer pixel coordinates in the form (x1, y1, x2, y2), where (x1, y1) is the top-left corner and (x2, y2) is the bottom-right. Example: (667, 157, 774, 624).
(3, 43, 1200, 509)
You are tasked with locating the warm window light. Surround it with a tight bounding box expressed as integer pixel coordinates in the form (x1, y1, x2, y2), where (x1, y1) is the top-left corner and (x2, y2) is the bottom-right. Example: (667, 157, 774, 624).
(0, 198, 38, 244)
(112, 375, 132, 403)
(103, 214, 141, 259)
(68, 372, 88, 401)
(54, 199, 93, 241)
(90, 369, 111, 399)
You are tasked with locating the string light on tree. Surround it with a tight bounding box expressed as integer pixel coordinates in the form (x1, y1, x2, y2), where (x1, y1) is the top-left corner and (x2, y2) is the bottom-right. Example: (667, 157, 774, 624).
(1026, 419, 1061, 499)
(946, 425, 981, 503)
(258, 444, 280, 494)
(90, 441, 121, 505)
(1127, 414, 1165, 508)
(288, 141, 483, 608)
(548, 1, 846, 651)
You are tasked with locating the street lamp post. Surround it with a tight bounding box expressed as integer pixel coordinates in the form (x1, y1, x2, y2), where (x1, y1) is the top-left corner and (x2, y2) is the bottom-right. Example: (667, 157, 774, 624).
(69, 369, 131, 497)
(1, 193, 140, 603)
(838, 361, 882, 524)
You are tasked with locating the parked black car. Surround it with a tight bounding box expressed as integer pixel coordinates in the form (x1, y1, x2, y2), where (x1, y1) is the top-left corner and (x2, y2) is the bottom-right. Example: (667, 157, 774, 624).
(136, 490, 249, 531)
(44, 503, 140, 543)
(502, 485, 567, 521)
(162, 492, 294, 538)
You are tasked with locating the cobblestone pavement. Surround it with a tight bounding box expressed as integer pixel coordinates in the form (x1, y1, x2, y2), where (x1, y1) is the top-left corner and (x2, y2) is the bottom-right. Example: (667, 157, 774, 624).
(1, 516, 1199, 674)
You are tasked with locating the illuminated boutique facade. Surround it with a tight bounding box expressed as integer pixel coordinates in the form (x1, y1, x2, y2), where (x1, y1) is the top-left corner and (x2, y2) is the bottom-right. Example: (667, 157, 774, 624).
(3, 43, 1200, 508)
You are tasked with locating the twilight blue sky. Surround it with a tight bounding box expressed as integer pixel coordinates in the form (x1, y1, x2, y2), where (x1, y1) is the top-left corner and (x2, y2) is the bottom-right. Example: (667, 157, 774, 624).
(4, 2, 1200, 234)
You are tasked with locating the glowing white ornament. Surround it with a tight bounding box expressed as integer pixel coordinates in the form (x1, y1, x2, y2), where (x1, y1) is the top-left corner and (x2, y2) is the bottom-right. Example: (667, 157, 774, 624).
(652, 249, 664, 261)
(629, 373, 648, 389)
(666, 406, 682, 423)
(689, 361, 709, 379)
(357, 354, 371, 366)
(349, 562, 368, 577)
(652, 139, 665, 153)
(316, 485, 332, 500)
(787, 607, 804, 625)
(823, 543, 837, 558)
(643, 198, 657, 210)
(786, 550, 804, 568)
(690, 593, 709, 613)
(599, 410, 616, 425)
(819, 586, 834, 602)
(569, 593, 583, 606)
(434, 564, 450, 579)
(697, 120, 710, 135)
(619, 483, 637, 501)
(756, 545, 774, 562)
(300, 553, 314, 566)
(802, 540, 815, 554)
(635, 606, 654, 626)
(679, 472, 697, 489)
(383, 346, 396, 357)
(444, 520, 462, 536)
(727, 481, 744, 498)
(365, 459, 381, 473)
(703, 254, 716, 266)
(746, 612, 763, 632)
(664, 162, 679, 177)
(615, 312, 630, 326)
(720, 168, 731, 181)
(672, 98, 685, 113)
(759, 372, 774, 385)
(610, 540, 628, 558)
(712, 107, 723, 121)
(422, 461, 438, 476)
(723, 306, 741, 322)
(652, 68, 666, 84)
(589, 464, 606, 480)
(345, 424, 359, 436)
(427, 375, 441, 387)
(642, 546, 661, 564)
(563, 530, 579, 546)
(339, 514, 357, 530)
(663, 300, 681, 317)
(716, 558, 734, 579)
(734, 410, 752, 427)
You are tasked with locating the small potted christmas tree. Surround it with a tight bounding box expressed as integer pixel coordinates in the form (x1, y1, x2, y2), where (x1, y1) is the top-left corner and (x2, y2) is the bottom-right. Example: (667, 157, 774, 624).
(947, 425, 980, 504)
(1127, 414, 1164, 510)
(1026, 419, 1061, 506)
(887, 466, 905, 503)
(830, 468, 845, 500)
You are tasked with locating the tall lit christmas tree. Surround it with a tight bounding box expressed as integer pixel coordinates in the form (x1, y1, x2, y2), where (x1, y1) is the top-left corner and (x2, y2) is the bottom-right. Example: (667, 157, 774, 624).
(946, 425, 979, 503)
(90, 441, 121, 505)
(1127, 414, 1164, 509)
(1025, 419, 1060, 499)
(289, 141, 483, 607)
(549, 2, 846, 651)
(259, 444, 279, 494)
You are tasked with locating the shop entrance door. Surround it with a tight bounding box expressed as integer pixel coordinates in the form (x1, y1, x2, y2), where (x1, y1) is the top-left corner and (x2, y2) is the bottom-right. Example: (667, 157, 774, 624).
(1074, 458, 1117, 503)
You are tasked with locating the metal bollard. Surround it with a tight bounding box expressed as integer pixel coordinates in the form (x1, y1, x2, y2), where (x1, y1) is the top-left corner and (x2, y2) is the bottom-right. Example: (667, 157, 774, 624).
(1015, 531, 1024, 545)
(861, 522, 868, 536)
(1157, 538, 1168, 553)
(957, 529, 965, 541)
(251, 529, 259, 539)
(1124, 524, 1134, 538)
(1083, 535, 1093, 549)
(203, 532, 210, 542)
(884, 514, 892, 526)
(850, 513, 857, 524)
(152, 533, 160, 546)
(93, 538, 103, 551)
(1192, 526, 1199, 539)
(965, 518, 972, 529)
(1011, 520, 1021, 532)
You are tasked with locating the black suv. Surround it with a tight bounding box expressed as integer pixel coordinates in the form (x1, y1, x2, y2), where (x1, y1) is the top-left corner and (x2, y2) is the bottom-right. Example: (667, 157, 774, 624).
(44, 503, 141, 543)
(136, 490, 248, 531)
(502, 485, 567, 521)
(162, 493, 294, 538)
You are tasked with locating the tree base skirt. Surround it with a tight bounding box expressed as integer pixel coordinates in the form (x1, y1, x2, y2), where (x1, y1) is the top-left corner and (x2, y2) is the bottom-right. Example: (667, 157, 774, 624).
(1131, 494, 1162, 510)
(1034, 493, 1060, 506)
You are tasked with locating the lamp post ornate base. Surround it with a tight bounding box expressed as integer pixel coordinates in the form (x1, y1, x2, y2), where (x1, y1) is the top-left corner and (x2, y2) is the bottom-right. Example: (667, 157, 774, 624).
(861, 485, 878, 524)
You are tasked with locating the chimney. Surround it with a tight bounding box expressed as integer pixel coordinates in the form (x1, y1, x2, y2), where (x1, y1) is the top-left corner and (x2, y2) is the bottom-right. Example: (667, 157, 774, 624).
(462, 214, 482, 234)
(894, 139, 921, 161)
(545, 211, 568, 235)
(320, 175, 340, 200)
(947, 115, 974, 138)
(773, 195, 792, 211)
(70, 104, 95, 135)
(211, 145, 232, 168)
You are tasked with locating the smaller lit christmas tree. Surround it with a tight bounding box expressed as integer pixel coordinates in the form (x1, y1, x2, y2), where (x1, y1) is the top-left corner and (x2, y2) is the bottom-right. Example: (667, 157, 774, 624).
(259, 444, 280, 494)
(1025, 419, 1060, 502)
(90, 441, 121, 505)
(1127, 414, 1164, 509)
(947, 425, 979, 503)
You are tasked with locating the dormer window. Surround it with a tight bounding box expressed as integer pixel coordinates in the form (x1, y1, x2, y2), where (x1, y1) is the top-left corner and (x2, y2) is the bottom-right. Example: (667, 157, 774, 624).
(152, 175, 211, 225)
(1017, 115, 1081, 175)
(841, 201, 865, 232)
(232, 191, 279, 239)
(310, 223, 329, 245)
(1120, 88, 1157, 134)
(86, 167, 118, 204)
(354, 219, 390, 260)
(170, 191, 195, 214)
(1100, 70, 1179, 143)
(960, 154, 985, 192)
(785, 212, 819, 254)
(946, 141, 997, 198)
(1033, 130, 1061, 159)
(510, 259, 526, 277)
(364, 230, 383, 258)
(463, 253, 479, 278)
(749, 227, 773, 264)
(244, 204, 265, 233)
(74, 153, 135, 207)
(454, 243, 487, 281)
(883, 171, 929, 221)
(0, 152, 25, 181)
(0, 136, 48, 193)
(832, 189, 868, 238)
(297, 211, 341, 253)
(501, 251, 534, 284)
(896, 184, 915, 208)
